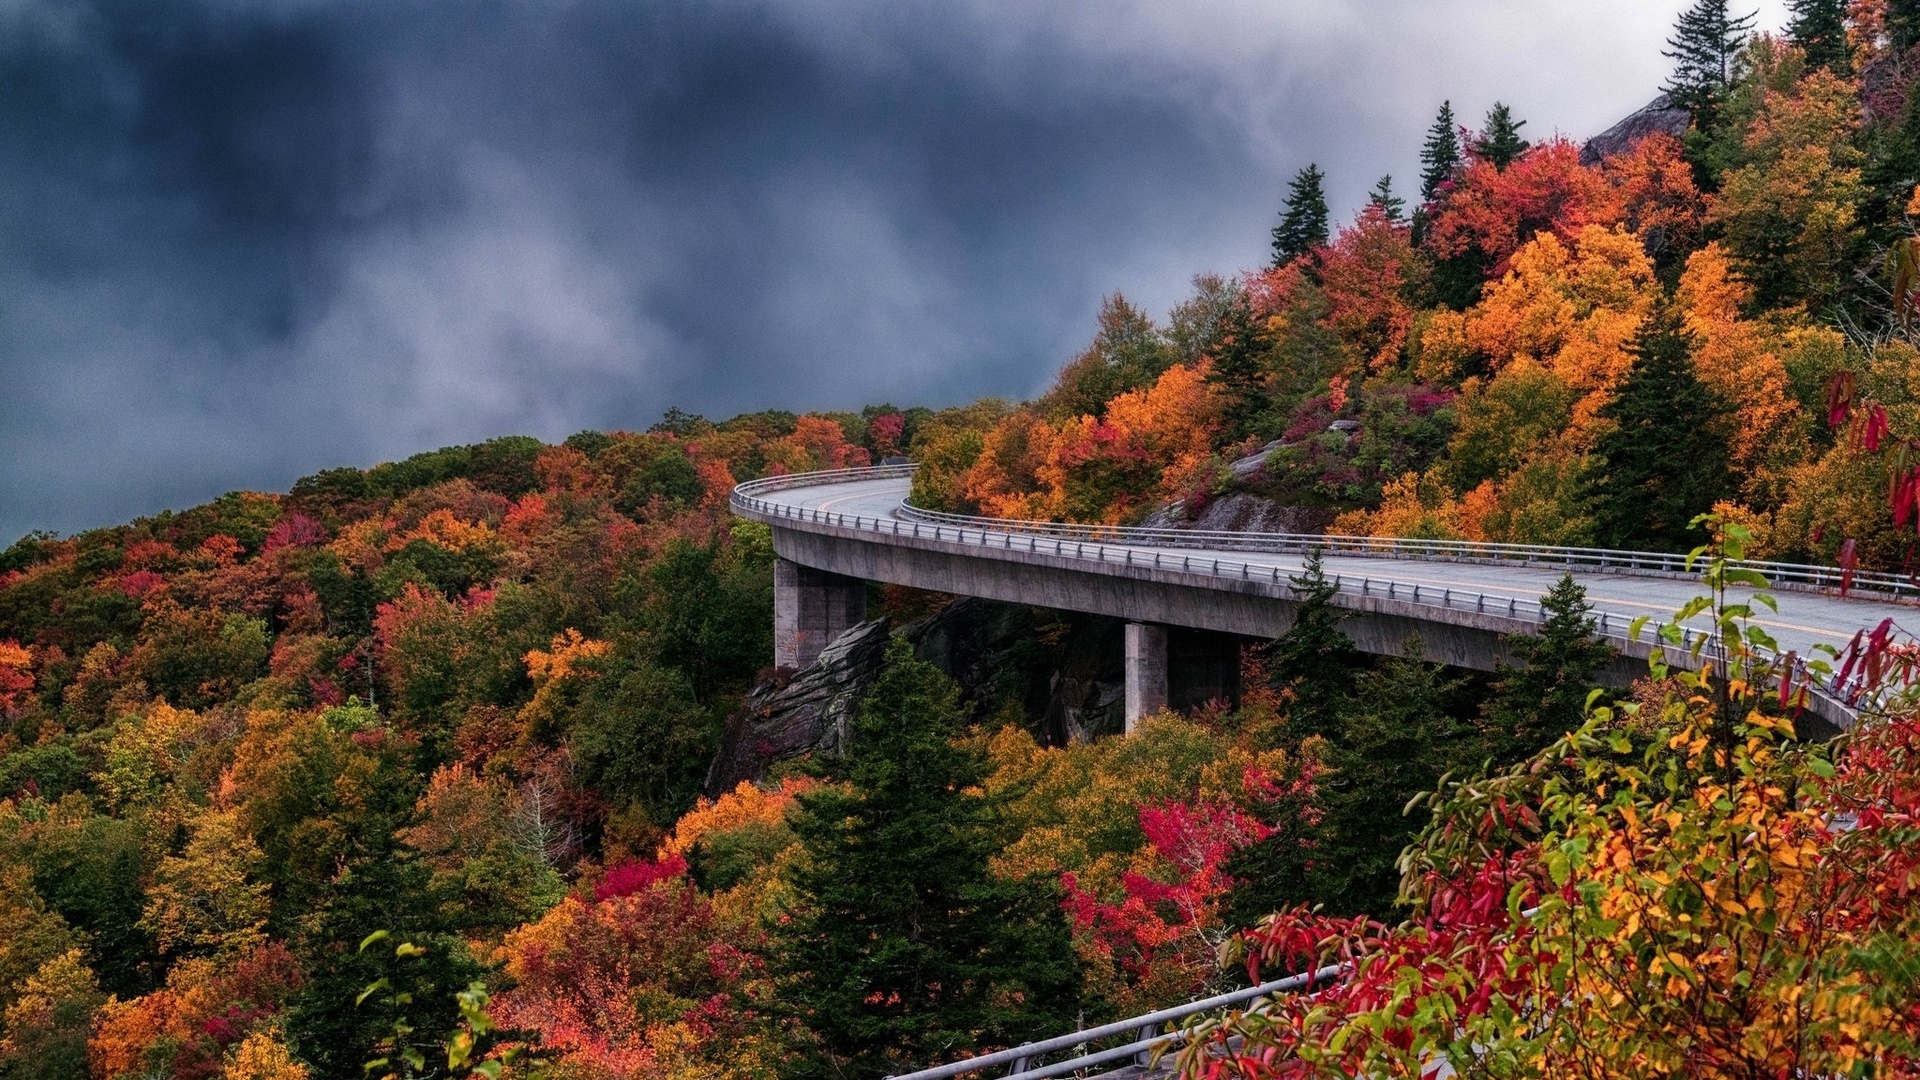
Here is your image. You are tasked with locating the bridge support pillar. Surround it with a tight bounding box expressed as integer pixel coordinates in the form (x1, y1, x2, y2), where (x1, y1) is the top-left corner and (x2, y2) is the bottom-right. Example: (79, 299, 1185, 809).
(774, 558, 868, 671)
(1124, 623, 1169, 732)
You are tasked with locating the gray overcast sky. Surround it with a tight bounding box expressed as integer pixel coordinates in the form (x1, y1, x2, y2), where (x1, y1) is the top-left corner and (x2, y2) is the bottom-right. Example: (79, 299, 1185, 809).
(0, 0, 1790, 541)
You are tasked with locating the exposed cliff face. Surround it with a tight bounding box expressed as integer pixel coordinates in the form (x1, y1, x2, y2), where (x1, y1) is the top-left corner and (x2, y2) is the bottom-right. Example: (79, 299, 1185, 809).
(906, 597, 1129, 744)
(705, 617, 890, 793)
(707, 591, 1259, 791)
(706, 599, 1133, 791)
(1579, 93, 1691, 166)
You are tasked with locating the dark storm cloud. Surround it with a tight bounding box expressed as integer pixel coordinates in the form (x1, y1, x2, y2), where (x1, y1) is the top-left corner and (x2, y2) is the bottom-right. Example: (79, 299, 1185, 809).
(0, 0, 1787, 540)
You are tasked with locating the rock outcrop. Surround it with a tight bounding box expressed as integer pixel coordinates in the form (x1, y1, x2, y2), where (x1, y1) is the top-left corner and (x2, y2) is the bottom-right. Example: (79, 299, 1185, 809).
(1580, 93, 1691, 166)
(705, 618, 889, 793)
(706, 598, 1138, 791)
(905, 597, 1128, 745)
(1141, 441, 1334, 536)
(1182, 492, 1334, 535)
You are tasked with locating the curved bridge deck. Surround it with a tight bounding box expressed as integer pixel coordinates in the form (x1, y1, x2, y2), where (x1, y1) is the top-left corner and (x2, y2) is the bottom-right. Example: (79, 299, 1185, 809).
(733, 466, 1918, 730)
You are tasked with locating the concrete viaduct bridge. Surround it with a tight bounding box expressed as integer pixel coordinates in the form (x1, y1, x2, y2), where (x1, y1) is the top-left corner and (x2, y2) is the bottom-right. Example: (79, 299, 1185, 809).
(732, 464, 1920, 731)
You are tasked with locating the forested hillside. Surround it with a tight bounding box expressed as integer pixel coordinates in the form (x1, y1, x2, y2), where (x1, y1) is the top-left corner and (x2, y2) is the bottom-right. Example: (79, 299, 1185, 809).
(7, 3, 1920, 1077)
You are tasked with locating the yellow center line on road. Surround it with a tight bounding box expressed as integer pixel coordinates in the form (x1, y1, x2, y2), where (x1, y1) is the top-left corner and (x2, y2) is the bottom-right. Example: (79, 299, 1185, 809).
(814, 492, 889, 513)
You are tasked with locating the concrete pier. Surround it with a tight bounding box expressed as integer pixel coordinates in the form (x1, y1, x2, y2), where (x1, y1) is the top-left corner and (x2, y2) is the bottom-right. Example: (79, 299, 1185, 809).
(774, 558, 868, 670)
(1124, 623, 1169, 731)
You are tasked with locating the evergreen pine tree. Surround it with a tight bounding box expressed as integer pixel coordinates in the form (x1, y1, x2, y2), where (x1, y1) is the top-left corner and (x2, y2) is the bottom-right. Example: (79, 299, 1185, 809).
(1863, 79, 1920, 252)
(1266, 548, 1362, 743)
(1787, 0, 1851, 73)
(1662, 0, 1758, 124)
(1475, 574, 1616, 767)
(1205, 287, 1274, 444)
(1586, 301, 1734, 552)
(1419, 101, 1461, 201)
(1473, 102, 1530, 170)
(1891, 0, 1920, 53)
(1308, 643, 1470, 917)
(1271, 164, 1330, 267)
(776, 640, 1080, 1078)
(1225, 637, 1470, 925)
(1367, 174, 1407, 223)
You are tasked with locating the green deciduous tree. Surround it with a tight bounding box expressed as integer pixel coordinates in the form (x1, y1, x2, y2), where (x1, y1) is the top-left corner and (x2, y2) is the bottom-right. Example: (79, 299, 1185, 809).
(1166, 273, 1242, 367)
(567, 651, 715, 833)
(1038, 295, 1177, 421)
(621, 525, 775, 704)
(776, 640, 1080, 1078)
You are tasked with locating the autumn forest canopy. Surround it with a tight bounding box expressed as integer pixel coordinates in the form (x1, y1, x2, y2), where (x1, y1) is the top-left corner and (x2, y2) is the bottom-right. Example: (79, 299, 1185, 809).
(11, 2, 1920, 1077)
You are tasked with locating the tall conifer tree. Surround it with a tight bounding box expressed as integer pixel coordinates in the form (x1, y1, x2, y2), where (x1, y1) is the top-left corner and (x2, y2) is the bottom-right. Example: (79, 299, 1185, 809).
(1474, 102, 1529, 170)
(1368, 174, 1407, 223)
(1787, 0, 1851, 73)
(1419, 101, 1461, 201)
(1265, 548, 1361, 743)
(1587, 301, 1734, 552)
(1307, 644, 1469, 917)
(1475, 574, 1615, 766)
(776, 640, 1080, 1078)
(1892, 0, 1920, 52)
(1205, 288, 1274, 443)
(1662, 0, 1757, 124)
(1271, 164, 1330, 267)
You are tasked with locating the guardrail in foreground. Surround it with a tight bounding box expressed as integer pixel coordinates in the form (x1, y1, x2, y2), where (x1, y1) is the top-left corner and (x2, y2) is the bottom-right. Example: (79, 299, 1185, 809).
(882, 963, 1349, 1080)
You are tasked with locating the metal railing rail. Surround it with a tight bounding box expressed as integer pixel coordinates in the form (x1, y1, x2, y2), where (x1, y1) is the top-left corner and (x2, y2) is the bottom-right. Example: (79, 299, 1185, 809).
(881, 963, 1349, 1080)
(731, 468, 1871, 717)
(886, 905, 1560, 1079)
(731, 465, 1920, 603)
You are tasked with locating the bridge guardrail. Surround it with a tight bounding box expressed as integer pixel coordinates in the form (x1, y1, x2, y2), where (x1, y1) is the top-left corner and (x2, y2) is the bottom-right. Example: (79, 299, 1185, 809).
(880, 963, 1349, 1079)
(734, 465, 1920, 603)
(737, 466, 1920, 718)
(892, 498, 1920, 604)
(731, 467, 1875, 719)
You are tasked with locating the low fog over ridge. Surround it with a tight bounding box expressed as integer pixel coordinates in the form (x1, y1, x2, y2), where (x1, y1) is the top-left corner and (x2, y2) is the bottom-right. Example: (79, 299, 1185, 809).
(0, 0, 1790, 540)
